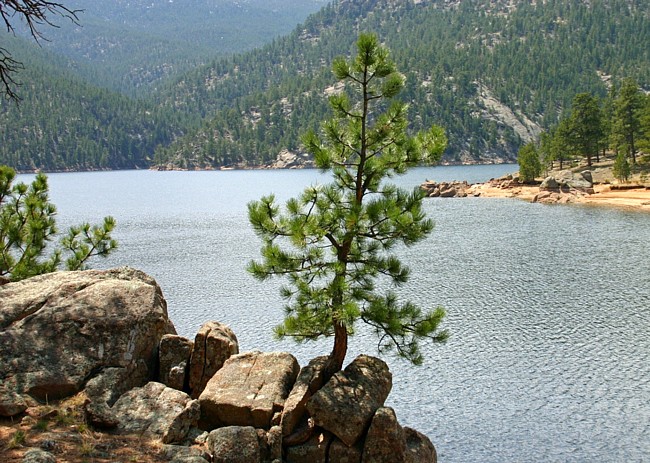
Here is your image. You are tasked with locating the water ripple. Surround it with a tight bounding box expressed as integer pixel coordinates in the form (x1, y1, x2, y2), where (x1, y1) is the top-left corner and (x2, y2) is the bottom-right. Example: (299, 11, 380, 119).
(29, 167, 650, 463)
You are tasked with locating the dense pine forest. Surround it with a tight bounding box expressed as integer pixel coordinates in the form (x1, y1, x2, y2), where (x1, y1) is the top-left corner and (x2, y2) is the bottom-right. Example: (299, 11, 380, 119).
(1, 0, 649, 172)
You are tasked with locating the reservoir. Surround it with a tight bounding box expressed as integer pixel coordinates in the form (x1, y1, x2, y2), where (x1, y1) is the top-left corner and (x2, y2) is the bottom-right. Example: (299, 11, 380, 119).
(22, 165, 650, 462)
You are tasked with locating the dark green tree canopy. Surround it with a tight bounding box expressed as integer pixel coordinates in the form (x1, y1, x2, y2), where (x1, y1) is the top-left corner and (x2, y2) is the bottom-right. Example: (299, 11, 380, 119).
(517, 141, 542, 183)
(567, 93, 603, 166)
(611, 78, 643, 163)
(248, 33, 448, 373)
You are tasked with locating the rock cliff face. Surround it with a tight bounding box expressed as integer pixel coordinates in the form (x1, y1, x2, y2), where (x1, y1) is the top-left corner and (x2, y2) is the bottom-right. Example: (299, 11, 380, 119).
(0, 268, 438, 462)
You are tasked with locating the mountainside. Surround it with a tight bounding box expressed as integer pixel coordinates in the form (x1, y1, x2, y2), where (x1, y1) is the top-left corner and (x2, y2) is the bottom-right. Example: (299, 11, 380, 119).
(19, 0, 328, 96)
(0, 38, 178, 171)
(154, 0, 650, 168)
(1, 0, 648, 171)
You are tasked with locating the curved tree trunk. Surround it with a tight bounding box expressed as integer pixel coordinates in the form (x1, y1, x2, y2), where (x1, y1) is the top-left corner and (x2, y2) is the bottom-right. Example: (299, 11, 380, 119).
(325, 320, 348, 378)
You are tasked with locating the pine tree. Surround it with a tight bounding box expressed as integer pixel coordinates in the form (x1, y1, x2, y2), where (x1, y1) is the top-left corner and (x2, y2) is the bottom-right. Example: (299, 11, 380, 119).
(517, 142, 542, 183)
(248, 33, 449, 374)
(637, 94, 650, 156)
(612, 78, 642, 164)
(612, 150, 630, 183)
(567, 93, 603, 167)
(0, 166, 117, 282)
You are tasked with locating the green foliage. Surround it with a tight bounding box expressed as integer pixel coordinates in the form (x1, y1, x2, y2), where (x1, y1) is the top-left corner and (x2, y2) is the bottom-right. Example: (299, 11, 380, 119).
(536, 79, 648, 169)
(0, 166, 117, 282)
(639, 94, 650, 155)
(567, 93, 603, 166)
(517, 142, 542, 183)
(611, 78, 644, 163)
(248, 34, 448, 369)
(32, 0, 328, 96)
(1, 0, 649, 172)
(156, 0, 650, 169)
(0, 37, 179, 172)
(7, 430, 26, 449)
(613, 150, 630, 182)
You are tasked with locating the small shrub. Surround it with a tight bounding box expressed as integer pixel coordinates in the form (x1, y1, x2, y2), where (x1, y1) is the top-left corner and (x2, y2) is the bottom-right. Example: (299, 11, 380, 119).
(33, 419, 49, 432)
(6, 430, 26, 449)
(79, 438, 96, 456)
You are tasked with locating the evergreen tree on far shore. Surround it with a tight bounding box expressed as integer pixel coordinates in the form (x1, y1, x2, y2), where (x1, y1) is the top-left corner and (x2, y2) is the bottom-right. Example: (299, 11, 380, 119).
(517, 142, 542, 183)
(611, 78, 643, 164)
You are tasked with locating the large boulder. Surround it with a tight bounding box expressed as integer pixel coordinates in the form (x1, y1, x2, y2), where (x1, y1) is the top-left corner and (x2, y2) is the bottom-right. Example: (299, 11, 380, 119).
(405, 427, 438, 463)
(0, 267, 176, 417)
(328, 438, 363, 463)
(159, 334, 194, 392)
(199, 351, 300, 430)
(554, 170, 594, 192)
(112, 381, 200, 444)
(539, 176, 560, 191)
(207, 426, 261, 463)
(280, 356, 329, 438)
(361, 407, 407, 463)
(285, 430, 333, 463)
(306, 355, 392, 447)
(188, 321, 239, 398)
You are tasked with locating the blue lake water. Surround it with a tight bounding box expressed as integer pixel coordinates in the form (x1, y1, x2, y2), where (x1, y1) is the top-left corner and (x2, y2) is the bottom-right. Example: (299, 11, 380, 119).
(18, 165, 650, 462)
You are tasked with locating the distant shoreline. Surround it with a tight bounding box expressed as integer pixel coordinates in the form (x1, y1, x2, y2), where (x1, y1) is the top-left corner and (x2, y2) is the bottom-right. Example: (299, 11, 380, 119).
(468, 181, 650, 212)
(12, 159, 514, 175)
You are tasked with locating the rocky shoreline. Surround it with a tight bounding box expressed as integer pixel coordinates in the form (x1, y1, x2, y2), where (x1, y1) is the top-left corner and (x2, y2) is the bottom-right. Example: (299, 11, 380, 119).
(0, 268, 436, 463)
(421, 170, 650, 211)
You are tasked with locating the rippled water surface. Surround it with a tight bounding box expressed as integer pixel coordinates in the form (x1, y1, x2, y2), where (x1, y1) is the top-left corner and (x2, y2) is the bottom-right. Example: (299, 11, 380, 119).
(25, 165, 650, 462)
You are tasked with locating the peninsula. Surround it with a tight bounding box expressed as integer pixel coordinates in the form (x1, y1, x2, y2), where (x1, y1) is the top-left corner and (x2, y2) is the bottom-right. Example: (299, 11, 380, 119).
(421, 159, 650, 212)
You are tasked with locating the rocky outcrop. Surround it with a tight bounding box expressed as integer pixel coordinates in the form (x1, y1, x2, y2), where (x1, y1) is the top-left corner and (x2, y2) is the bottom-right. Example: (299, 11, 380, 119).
(329, 438, 363, 463)
(207, 426, 261, 463)
(1, 268, 440, 462)
(280, 356, 329, 438)
(22, 448, 56, 463)
(307, 354, 392, 447)
(362, 407, 407, 462)
(160, 334, 194, 392)
(552, 170, 594, 192)
(405, 427, 439, 463)
(285, 430, 333, 463)
(199, 351, 300, 430)
(421, 180, 471, 198)
(533, 170, 595, 204)
(188, 321, 239, 398)
(111, 381, 200, 444)
(0, 267, 175, 417)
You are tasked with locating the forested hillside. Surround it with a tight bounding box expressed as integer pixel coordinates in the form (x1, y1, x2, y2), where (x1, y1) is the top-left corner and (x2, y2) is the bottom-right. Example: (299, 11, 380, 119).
(154, 0, 650, 168)
(20, 0, 328, 95)
(1, 0, 649, 171)
(0, 38, 179, 171)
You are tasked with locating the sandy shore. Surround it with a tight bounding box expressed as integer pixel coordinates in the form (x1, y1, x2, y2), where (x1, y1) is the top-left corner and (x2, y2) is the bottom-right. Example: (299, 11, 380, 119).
(469, 182, 650, 212)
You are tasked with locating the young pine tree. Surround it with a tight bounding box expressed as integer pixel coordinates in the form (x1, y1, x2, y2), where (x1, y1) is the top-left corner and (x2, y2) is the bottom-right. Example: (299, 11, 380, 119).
(612, 151, 630, 183)
(517, 142, 542, 183)
(0, 166, 117, 282)
(248, 33, 449, 374)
